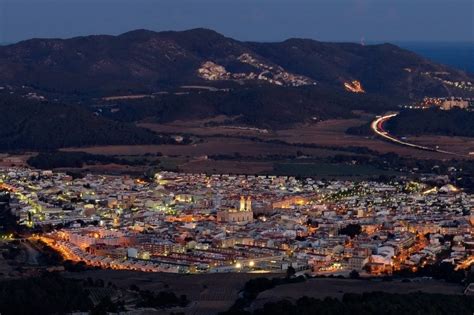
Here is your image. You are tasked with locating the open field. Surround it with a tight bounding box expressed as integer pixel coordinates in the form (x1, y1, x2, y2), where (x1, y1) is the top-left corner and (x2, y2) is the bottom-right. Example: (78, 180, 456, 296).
(138, 115, 270, 138)
(51, 116, 473, 175)
(0, 154, 34, 168)
(141, 117, 474, 160)
(60, 136, 398, 177)
(250, 278, 465, 311)
(61, 137, 341, 158)
(407, 135, 474, 156)
(52, 158, 403, 178)
(272, 120, 473, 159)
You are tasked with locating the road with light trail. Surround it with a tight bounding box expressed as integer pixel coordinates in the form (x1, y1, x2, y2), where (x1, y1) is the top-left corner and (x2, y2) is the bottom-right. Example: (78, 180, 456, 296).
(371, 113, 468, 157)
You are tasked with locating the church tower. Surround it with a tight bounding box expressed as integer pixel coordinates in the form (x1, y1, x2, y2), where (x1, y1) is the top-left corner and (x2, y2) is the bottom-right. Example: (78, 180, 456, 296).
(246, 196, 252, 212)
(240, 196, 246, 211)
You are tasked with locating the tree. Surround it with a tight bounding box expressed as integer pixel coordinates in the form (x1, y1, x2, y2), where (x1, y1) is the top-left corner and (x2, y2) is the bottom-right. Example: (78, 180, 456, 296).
(349, 270, 360, 279)
(286, 266, 296, 278)
(339, 224, 362, 238)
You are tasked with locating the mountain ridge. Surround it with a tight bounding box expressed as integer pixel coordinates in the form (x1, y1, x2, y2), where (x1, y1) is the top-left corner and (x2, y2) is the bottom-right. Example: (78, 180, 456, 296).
(0, 28, 473, 151)
(1, 28, 472, 98)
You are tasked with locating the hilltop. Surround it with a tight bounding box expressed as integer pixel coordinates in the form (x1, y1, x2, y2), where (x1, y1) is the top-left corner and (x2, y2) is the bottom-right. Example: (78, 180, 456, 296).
(1, 28, 472, 98)
(1, 28, 473, 151)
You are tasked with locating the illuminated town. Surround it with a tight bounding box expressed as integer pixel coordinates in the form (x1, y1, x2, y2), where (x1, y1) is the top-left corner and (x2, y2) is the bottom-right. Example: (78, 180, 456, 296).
(1, 167, 472, 276)
(402, 96, 473, 110)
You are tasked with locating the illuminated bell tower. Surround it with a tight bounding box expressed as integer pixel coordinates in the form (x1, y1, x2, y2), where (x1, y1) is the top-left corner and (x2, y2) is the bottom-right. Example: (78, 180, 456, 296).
(240, 196, 246, 212)
(112, 211, 120, 228)
(246, 196, 252, 212)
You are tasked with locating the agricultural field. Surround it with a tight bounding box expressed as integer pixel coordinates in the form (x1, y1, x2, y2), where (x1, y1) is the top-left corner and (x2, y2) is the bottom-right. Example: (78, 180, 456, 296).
(39, 115, 473, 175)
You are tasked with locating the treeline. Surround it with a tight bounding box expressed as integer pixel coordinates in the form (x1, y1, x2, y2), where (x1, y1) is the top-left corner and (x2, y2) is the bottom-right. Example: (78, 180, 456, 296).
(202, 133, 380, 156)
(0, 93, 176, 151)
(135, 289, 188, 308)
(227, 276, 306, 313)
(27, 151, 160, 169)
(0, 191, 16, 233)
(0, 273, 93, 315)
(328, 152, 474, 191)
(339, 223, 362, 238)
(221, 292, 474, 315)
(347, 108, 474, 138)
(0, 273, 190, 315)
(386, 108, 474, 137)
(98, 85, 397, 129)
(395, 261, 471, 284)
(346, 122, 372, 136)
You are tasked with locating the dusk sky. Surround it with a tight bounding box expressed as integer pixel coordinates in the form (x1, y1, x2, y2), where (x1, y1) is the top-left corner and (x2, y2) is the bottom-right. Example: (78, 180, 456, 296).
(1, 0, 473, 43)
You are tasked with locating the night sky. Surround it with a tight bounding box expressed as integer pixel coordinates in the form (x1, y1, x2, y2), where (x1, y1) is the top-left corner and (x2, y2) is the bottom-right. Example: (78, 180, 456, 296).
(1, 0, 473, 43)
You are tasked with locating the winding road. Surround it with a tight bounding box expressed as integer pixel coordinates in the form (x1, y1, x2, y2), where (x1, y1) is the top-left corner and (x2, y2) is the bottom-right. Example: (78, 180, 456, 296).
(371, 113, 467, 157)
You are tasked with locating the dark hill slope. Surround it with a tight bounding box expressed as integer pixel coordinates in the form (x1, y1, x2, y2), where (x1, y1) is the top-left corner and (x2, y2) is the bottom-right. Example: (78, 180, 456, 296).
(249, 39, 459, 96)
(0, 93, 174, 151)
(0, 29, 250, 94)
(386, 108, 474, 137)
(99, 85, 395, 128)
(0, 28, 472, 98)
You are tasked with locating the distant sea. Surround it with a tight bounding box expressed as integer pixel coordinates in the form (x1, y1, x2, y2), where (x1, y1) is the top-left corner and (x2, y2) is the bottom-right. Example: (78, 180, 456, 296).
(394, 42, 474, 74)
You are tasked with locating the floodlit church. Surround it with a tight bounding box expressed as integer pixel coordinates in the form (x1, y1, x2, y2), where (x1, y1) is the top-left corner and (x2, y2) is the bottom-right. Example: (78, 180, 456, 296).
(217, 196, 253, 223)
